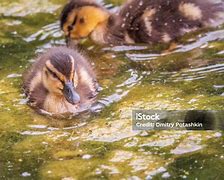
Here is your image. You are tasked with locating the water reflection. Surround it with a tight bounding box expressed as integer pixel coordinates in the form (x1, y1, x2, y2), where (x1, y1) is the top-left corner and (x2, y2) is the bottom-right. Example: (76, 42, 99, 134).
(174, 29, 224, 53)
(123, 29, 224, 63)
(91, 69, 143, 112)
(167, 63, 224, 82)
(24, 22, 62, 42)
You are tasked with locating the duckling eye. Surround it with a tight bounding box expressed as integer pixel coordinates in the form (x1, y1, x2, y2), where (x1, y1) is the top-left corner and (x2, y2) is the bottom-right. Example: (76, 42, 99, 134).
(46, 68, 58, 80)
(51, 73, 58, 79)
(79, 17, 85, 24)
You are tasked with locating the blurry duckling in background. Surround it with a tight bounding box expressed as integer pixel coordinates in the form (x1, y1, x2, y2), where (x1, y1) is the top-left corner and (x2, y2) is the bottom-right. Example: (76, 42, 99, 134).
(23, 47, 99, 114)
(61, 0, 224, 45)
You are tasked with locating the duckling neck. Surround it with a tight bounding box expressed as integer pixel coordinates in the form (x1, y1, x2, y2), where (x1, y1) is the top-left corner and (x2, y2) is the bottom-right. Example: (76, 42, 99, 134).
(90, 20, 108, 44)
(90, 9, 110, 44)
(43, 93, 78, 114)
(90, 14, 129, 45)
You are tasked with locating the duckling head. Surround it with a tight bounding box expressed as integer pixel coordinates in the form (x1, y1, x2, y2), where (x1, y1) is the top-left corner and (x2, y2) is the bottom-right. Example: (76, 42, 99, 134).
(42, 53, 80, 105)
(60, 0, 109, 42)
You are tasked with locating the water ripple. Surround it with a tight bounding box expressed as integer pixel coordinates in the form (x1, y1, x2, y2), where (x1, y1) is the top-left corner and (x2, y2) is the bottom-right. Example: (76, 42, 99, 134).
(24, 22, 62, 42)
(91, 69, 143, 112)
(124, 29, 224, 62)
(153, 63, 224, 83)
(174, 29, 224, 53)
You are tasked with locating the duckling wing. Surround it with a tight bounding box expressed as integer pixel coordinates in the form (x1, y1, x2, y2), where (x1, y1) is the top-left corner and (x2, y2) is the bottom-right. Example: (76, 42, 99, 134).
(117, 0, 224, 44)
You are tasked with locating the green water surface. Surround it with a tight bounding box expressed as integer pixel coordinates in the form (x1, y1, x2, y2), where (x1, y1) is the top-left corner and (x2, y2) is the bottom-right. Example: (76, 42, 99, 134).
(0, 0, 224, 179)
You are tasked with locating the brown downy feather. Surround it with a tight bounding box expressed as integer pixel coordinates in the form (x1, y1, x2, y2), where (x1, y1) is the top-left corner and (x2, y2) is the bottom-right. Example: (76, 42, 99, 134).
(106, 0, 224, 44)
(23, 46, 98, 113)
(61, 0, 224, 45)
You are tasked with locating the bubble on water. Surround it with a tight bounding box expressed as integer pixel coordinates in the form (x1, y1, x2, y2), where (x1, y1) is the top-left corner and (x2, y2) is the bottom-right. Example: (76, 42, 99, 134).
(21, 172, 31, 177)
(7, 74, 22, 78)
(188, 99, 197, 104)
(42, 142, 48, 145)
(82, 154, 92, 160)
(162, 172, 171, 178)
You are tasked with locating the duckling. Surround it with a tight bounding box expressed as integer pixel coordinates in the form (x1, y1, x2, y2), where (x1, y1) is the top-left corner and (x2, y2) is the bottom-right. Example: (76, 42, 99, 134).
(23, 47, 98, 114)
(61, 0, 224, 45)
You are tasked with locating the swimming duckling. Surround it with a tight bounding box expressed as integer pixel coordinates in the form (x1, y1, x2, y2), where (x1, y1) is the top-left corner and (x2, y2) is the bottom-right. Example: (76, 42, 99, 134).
(61, 0, 224, 45)
(23, 47, 98, 114)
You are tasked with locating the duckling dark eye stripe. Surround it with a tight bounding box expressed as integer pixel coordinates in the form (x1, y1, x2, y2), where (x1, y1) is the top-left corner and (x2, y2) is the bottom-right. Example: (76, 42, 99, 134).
(68, 15, 78, 33)
(46, 60, 66, 82)
(72, 15, 78, 26)
(46, 66, 64, 84)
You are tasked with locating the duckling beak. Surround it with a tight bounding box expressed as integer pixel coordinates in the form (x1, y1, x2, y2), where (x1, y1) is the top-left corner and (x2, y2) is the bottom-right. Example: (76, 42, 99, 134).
(63, 81, 80, 105)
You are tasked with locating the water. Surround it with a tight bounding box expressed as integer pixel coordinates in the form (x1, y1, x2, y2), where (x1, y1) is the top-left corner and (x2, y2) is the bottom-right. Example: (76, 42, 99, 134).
(0, 0, 224, 179)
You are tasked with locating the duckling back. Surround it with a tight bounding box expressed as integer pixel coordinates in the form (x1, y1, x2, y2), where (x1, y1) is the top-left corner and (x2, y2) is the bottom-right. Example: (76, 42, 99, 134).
(106, 0, 224, 44)
(23, 47, 98, 114)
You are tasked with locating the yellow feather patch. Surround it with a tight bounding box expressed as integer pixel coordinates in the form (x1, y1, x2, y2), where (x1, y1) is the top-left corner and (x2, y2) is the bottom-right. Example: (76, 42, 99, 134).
(63, 6, 109, 39)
